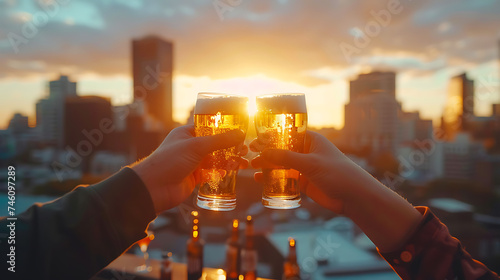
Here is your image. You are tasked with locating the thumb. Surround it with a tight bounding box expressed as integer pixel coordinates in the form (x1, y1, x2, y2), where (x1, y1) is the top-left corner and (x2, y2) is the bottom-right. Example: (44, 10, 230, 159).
(193, 130, 245, 156)
(261, 149, 312, 174)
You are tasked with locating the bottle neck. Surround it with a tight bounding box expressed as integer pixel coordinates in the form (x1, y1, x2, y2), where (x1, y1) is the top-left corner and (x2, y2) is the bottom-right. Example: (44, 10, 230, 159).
(245, 233, 254, 249)
(230, 227, 239, 243)
(245, 224, 254, 249)
(287, 246, 297, 263)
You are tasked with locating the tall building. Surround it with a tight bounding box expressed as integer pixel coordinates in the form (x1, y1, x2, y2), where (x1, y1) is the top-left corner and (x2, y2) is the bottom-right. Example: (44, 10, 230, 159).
(344, 71, 401, 154)
(6, 113, 38, 156)
(442, 133, 484, 180)
(443, 73, 475, 139)
(398, 112, 433, 143)
(36, 99, 58, 144)
(64, 96, 113, 172)
(49, 75, 77, 99)
(132, 35, 173, 130)
(36, 75, 78, 147)
(349, 71, 396, 101)
(8, 113, 29, 134)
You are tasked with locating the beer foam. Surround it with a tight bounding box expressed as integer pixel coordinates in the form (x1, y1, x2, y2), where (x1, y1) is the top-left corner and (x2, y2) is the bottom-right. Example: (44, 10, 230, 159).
(256, 93, 307, 113)
(194, 92, 248, 115)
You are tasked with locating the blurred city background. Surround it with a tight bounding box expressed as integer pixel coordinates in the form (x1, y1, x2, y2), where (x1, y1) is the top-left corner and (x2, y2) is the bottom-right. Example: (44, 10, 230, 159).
(1, 0, 500, 279)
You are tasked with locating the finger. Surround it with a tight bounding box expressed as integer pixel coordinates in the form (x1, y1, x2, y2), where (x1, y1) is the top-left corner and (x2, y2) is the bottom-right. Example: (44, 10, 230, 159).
(193, 130, 245, 156)
(249, 133, 271, 152)
(239, 144, 249, 156)
(304, 130, 313, 153)
(251, 155, 282, 169)
(261, 149, 313, 174)
(172, 124, 196, 138)
(251, 155, 263, 169)
(239, 158, 249, 169)
(254, 172, 264, 183)
(298, 174, 309, 194)
(249, 138, 266, 153)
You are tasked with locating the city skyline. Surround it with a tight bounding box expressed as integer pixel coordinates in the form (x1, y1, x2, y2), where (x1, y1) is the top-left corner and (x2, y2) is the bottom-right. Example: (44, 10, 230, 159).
(2, 2, 500, 276)
(1, 0, 500, 129)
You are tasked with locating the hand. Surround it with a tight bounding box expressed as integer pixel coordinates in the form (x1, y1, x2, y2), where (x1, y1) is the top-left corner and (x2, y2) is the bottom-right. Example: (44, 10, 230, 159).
(251, 131, 422, 252)
(132, 125, 247, 213)
(251, 131, 354, 214)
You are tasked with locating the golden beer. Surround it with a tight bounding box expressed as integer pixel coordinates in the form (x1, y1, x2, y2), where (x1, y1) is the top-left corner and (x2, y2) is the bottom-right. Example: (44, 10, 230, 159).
(255, 94, 307, 209)
(194, 93, 248, 211)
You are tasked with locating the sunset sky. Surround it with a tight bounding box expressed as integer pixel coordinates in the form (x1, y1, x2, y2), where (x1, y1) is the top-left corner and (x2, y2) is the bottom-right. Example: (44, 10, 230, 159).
(0, 0, 499, 129)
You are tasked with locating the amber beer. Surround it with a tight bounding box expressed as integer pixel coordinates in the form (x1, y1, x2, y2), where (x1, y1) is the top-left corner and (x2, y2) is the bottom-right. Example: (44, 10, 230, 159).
(187, 211, 204, 280)
(283, 238, 300, 280)
(255, 93, 307, 209)
(194, 92, 249, 211)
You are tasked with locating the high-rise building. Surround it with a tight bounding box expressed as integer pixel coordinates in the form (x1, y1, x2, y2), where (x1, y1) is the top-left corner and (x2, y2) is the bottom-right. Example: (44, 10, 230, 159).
(398, 111, 433, 144)
(349, 71, 396, 101)
(6, 113, 38, 156)
(443, 73, 474, 139)
(36, 75, 78, 147)
(442, 133, 484, 180)
(64, 96, 113, 149)
(36, 98, 57, 144)
(8, 113, 29, 134)
(49, 75, 77, 99)
(64, 96, 113, 172)
(344, 71, 401, 154)
(132, 35, 173, 130)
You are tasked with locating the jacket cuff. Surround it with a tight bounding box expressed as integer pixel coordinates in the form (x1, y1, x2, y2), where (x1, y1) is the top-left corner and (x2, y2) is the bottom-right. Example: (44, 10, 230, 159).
(90, 167, 157, 250)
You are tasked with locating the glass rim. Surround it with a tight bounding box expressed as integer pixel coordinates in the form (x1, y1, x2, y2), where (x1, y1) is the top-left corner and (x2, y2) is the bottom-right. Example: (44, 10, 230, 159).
(197, 92, 248, 100)
(256, 93, 305, 99)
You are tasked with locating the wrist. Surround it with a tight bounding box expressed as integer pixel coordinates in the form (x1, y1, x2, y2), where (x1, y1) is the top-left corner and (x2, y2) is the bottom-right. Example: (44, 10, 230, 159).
(339, 163, 422, 252)
(331, 158, 374, 217)
(131, 159, 165, 213)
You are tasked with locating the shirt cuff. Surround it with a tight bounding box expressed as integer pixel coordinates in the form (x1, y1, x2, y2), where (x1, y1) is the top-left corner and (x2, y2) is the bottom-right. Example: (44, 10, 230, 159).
(377, 206, 460, 279)
(90, 167, 157, 250)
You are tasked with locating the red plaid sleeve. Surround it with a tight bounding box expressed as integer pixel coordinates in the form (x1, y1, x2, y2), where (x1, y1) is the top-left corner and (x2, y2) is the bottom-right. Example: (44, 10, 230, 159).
(378, 207, 499, 280)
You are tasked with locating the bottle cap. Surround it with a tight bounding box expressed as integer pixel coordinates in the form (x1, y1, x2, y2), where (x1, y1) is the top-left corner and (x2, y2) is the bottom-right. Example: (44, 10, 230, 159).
(162, 251, 172, 259)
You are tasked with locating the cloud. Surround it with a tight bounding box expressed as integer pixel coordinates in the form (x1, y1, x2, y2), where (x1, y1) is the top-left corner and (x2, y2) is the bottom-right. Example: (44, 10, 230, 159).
(0, 0, 498, 87)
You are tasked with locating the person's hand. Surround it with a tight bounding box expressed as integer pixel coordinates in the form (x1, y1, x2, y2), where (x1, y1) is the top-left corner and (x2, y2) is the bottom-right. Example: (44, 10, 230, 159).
(251, 131, 422, 252)
(251, 131, 357, 214)
(132, 125, 247, 213)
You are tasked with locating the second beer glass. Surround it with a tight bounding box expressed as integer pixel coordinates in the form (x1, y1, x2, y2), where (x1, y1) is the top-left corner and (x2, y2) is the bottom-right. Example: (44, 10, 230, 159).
(194, 92, 248, 211)
(255, 93, 307, 209)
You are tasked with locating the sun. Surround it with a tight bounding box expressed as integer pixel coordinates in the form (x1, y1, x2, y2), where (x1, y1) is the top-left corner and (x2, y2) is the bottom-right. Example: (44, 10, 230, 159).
(247, 98, 258, 117)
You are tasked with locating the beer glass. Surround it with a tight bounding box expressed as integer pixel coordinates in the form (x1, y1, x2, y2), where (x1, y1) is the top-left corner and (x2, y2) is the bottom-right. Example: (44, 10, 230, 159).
(255, 93, 307, 209)
(194, 92, 248, 211)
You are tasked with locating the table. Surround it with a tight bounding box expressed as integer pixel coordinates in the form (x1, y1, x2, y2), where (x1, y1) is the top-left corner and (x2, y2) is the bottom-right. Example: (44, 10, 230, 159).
(93, 253, 273, 280)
